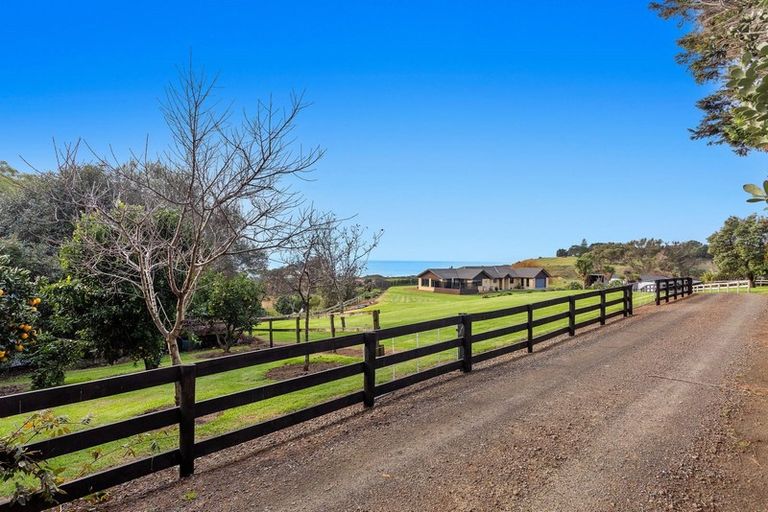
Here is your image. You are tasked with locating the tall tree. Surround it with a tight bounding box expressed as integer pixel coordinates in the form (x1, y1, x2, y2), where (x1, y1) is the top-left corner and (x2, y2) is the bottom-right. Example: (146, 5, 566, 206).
(652, 1, 768, 154)
(57, 67, 322, 370)
(317, 218, 382, 312)
(277, 222, 325, 371)
(575, 253, 594, 287)
(707, 214, 768, 285)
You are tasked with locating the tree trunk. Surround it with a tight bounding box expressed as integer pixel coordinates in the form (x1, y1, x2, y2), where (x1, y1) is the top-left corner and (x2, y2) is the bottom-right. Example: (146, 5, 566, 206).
(166, 331, 184, 405)
(304, 308, 310, 371)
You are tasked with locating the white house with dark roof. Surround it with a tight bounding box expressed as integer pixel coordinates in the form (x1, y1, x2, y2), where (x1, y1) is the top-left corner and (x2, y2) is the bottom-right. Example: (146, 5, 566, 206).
(416, 265, 551, 294)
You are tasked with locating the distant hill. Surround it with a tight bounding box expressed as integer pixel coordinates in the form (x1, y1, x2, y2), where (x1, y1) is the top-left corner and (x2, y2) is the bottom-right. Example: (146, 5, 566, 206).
(513, 257, 580, 280)
(513, 255, 713, 284)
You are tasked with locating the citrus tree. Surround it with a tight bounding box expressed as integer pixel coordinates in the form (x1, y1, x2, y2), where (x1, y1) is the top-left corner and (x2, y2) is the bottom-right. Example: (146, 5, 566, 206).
(0, 254, 39, 362)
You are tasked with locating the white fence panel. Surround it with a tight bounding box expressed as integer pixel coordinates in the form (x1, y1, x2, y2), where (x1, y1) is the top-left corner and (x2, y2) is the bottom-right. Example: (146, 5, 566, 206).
(692, 280, 750, 293)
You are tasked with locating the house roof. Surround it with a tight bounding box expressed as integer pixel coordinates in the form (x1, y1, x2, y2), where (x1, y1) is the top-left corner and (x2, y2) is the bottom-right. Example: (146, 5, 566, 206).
(638, 273, 672, 282)
(417, 267, 492, 280)
(512, 266, 551, 278)
(419, 265, 550, 280)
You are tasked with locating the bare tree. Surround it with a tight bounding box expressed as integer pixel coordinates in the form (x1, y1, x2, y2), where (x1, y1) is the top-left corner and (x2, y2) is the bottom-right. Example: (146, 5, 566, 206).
(317, 218, 382, 313)
(57, 66, 322, 372)
(276, 217, 325, 371)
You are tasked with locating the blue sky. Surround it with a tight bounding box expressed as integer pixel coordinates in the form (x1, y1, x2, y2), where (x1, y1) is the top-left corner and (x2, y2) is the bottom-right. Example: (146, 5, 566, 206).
(2, 1, 767, 262)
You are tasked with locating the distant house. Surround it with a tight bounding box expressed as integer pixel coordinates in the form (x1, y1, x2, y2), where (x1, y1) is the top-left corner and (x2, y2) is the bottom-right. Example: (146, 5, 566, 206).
(416, 265, 551, 294)
(633, 274, 702, 292)
(634, 273, 672, 292)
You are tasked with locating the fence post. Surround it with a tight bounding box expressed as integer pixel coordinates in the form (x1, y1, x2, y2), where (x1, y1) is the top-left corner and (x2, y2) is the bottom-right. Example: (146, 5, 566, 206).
(665, 280, 670, 303)
(372, 310, 381, 330)
(622, 287, 629, 317)
(178, 364, 196, 478)
(526, 304, 533, 353)
(655, 280, 661, 306)
(599, 289, 606, 325)
(363, 331, 377, 407)
(268, 319, 273, 348)
(627, 286, 634, 315)
(295, 316, 301, 343)
(330, 314, 336, 338)
(458, 313, 472, 373)
(568, 296, 575, 336)
(687, 277, 693, 296)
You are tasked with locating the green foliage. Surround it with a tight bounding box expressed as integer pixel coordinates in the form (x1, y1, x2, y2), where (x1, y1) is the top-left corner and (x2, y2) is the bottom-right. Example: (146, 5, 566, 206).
(0, 255, 39, 362)
(191, 272, 265, 352)
(274, 294, 302, 315)
(566, 281, 584, 290)
(29, 334, 83, 389)
(358, 288, 382, 300)
(39, 277, 165, 370)
(0, 408, 159, 505)
(555, 238, 710, 278)
(0, 410, 85, 506)
(653, 3, 768, 205)
(0, 161, 18, 194)
(707, 214, 768, 284)
(727, 42, 768, 151)
(575, 253, 594, 286)
(556, 239, 589, 257)
(652, 1, 768, 154)
(0, 237, 60, 280)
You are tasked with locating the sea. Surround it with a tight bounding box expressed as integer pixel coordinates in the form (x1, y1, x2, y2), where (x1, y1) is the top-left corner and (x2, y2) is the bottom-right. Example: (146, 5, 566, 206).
(363, 260, 504, 278)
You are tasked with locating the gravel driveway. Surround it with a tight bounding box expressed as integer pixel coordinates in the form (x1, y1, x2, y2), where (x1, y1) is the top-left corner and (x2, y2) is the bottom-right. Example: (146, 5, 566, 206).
(79, 293, 768, 512)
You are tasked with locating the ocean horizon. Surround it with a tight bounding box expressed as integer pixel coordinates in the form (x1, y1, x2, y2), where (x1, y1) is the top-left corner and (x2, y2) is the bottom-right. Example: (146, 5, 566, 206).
(363, 260, 505, 278)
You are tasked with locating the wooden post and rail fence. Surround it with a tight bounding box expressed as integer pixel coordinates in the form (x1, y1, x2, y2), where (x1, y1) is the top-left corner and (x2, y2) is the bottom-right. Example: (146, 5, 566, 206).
(692, 280, 750, 293)
(256, 310, 381, 348)
(0, 285, 649, 511)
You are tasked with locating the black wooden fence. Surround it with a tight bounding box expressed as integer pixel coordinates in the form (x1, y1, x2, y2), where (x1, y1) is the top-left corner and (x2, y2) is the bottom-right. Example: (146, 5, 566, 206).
(654, 278, 694, 306)
(0, 286, 634, 512)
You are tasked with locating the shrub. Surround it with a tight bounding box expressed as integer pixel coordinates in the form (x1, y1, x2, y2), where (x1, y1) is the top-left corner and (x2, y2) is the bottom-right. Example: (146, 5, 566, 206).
(360, 288, 382, 300)
(39, 277, 165, 370)
(191, 272, 265, 352)
(566, 281, 584, 290)
(275, 294, 302, 315)
(29, 334, 83, 389)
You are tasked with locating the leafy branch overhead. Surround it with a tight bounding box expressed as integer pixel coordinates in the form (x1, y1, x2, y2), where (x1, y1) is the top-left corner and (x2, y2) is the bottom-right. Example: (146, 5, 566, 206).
(743, 180, 768, 205)
(654, 1, 768, 204)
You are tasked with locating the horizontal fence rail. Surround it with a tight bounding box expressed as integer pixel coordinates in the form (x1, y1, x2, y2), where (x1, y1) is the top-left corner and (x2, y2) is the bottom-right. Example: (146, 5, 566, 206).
(0, 286, 636, 512)
(692, 279, 750, 293)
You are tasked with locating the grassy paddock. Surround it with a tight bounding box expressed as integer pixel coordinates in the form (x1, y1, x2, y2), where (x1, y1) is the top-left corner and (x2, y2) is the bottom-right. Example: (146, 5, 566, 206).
(0, 286, 652, 497)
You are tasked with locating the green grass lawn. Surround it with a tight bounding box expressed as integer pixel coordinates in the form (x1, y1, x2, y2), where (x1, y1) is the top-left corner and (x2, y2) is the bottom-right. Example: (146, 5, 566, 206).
(0, 285, 652, 498)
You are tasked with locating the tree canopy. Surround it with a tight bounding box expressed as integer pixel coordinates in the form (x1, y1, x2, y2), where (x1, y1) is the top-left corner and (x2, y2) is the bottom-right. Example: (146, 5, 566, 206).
(652, 1, 768, 155)
(707, 214, 768, 284)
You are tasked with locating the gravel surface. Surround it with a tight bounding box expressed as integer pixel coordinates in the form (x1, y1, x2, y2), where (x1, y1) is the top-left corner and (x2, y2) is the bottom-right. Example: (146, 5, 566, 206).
(71, 293, 768, 512)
